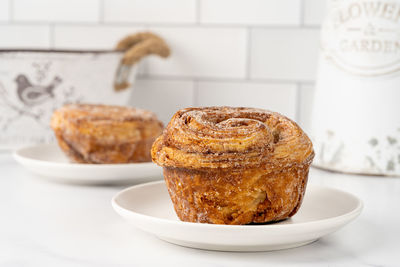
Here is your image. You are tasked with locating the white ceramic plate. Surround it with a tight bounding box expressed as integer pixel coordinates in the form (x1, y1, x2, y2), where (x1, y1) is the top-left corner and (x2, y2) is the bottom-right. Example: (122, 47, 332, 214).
(13, 144, 163, 185)
(112, 181, 363, 252)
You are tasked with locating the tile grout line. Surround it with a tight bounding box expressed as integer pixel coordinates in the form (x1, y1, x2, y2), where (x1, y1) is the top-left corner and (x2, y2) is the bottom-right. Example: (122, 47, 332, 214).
(137, 75, 311, 84)
(300, 0, 305, 27)
(8, 0, 13, 22)
(196, 0, 201, 25)
(99, 0, 105, 24)
(0, 21, 321, 29)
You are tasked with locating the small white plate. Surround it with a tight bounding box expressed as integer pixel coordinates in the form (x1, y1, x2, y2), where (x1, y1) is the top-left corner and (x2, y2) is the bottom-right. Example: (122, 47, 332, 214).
(13, 144, 163, 185)
(112, 181, 363, 252)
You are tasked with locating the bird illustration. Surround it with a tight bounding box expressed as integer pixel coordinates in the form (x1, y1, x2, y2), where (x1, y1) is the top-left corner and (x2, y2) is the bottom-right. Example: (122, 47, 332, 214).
(15, 74, 62, 106)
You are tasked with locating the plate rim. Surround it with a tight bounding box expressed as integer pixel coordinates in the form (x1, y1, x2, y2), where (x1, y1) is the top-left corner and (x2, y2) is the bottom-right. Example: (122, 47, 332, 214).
(112, 180, 364, 230)
(13, 144, 157, 169)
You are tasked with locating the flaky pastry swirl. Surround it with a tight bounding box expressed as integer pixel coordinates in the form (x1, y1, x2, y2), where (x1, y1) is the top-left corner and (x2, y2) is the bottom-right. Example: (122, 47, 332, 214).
(152, 107, 314, 170)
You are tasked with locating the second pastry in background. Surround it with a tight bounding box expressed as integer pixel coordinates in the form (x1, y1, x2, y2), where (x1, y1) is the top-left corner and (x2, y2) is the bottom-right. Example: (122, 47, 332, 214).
(51, 104, 163, 164)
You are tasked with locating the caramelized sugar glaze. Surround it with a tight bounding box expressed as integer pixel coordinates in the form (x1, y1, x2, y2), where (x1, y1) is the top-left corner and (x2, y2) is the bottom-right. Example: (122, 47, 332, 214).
(152, 107, 314, 225)
(51, 104, 163, 164)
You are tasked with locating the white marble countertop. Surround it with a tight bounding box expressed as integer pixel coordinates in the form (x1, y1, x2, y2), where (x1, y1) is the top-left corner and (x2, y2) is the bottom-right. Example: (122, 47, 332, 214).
(1, 153, 399, 267)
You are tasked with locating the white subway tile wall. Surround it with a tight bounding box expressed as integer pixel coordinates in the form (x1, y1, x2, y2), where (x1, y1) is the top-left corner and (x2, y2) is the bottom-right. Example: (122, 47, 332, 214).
(13, 0, 100, 22)
(200, 0, 301, 26)
(197, 81, 297, 120)
(53, 25, 145, 49)
(298, 84, 316, 134)
(250, 28, 320, 81)
(104, 0, 197, 23)
(0, 25, 50, 48)
(304, 0, 327, 26)
(0, 0, 9, 21)
(143, 27, 247, 78)
(0, 0, 326, 132)
(130, 79, 195, 124)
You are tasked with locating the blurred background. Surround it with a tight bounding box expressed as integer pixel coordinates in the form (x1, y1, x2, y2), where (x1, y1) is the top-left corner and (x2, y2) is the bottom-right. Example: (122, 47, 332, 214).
(0, 0, 325, 129)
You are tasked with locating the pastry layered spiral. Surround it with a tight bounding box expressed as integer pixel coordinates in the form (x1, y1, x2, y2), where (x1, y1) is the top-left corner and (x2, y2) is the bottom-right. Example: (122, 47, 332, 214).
(51, 104, 163, 164)
(152, 107, 314, 225)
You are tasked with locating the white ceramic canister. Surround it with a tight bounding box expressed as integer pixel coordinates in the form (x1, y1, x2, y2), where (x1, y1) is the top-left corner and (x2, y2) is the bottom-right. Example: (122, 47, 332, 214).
(311, 0, 400, 176)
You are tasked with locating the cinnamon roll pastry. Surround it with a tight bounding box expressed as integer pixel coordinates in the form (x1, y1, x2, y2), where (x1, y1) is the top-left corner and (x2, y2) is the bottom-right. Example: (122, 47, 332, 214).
(151, 107, 314, 225)
(51, 104, 163, 164)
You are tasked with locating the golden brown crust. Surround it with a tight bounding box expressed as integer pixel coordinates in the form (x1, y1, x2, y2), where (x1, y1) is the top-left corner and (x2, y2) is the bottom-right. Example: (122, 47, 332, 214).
(151, 106, 314, 225)
(152, 106, 314, 170)
(164, 165, 309, 225)
(51, 104, 163, 164)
